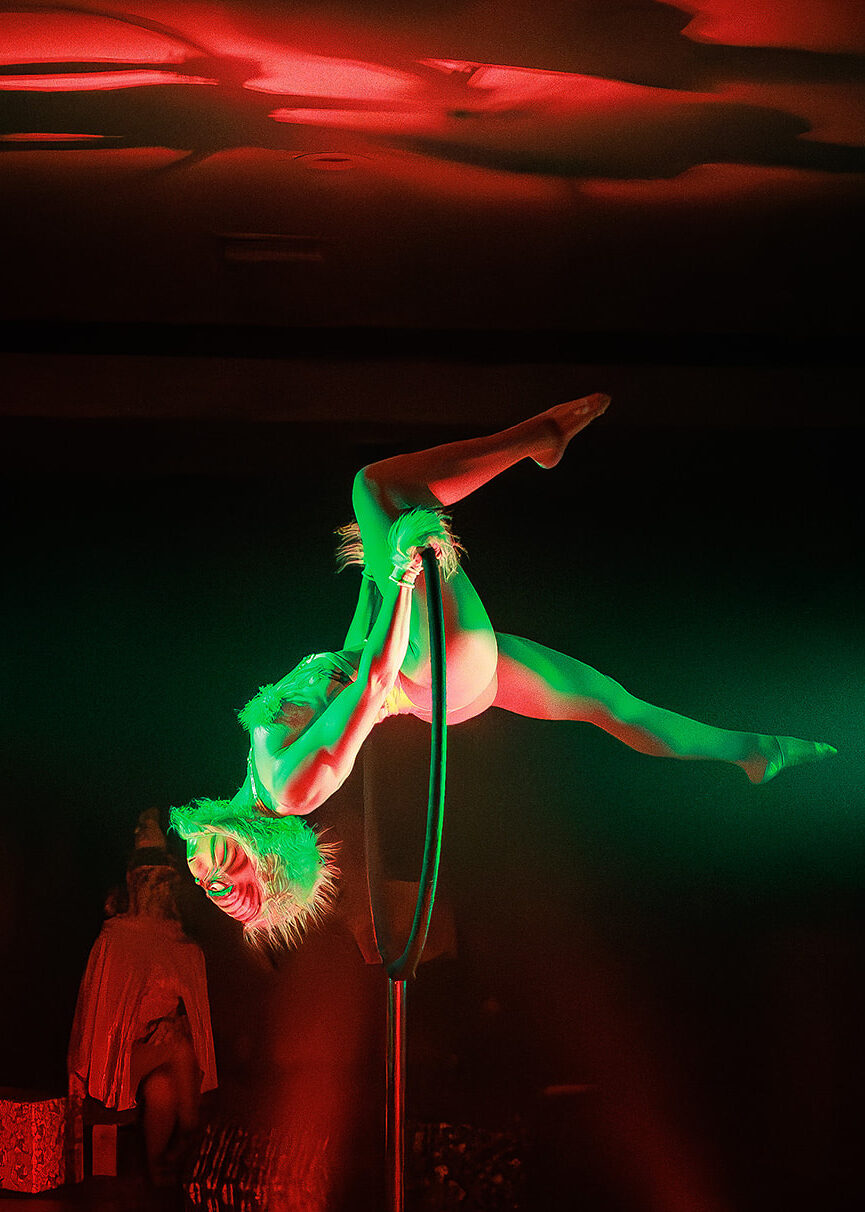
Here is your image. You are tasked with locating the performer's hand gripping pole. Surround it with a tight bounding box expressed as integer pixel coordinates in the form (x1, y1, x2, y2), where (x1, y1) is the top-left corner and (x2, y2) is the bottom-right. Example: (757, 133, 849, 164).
(376, 547, 448, 1212)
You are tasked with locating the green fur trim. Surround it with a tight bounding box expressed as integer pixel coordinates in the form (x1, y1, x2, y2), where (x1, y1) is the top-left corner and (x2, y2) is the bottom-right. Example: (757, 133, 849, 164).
(334, 508, 466, 581)
(387, 507, 465, 580)
(334, 521, 365, 572)
(237, 659, 322, 733)
(237, 683, 297, 733)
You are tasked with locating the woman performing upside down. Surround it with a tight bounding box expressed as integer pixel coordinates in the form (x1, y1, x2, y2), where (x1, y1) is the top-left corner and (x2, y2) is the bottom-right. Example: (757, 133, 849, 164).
(171, 396, 836, 947)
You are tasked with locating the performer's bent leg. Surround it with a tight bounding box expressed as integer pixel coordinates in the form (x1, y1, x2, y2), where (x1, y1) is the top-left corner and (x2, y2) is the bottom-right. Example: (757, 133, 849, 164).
(350, 396, 608, 707)
(357, 393, 609, 515)
(493, 632, 834, 783)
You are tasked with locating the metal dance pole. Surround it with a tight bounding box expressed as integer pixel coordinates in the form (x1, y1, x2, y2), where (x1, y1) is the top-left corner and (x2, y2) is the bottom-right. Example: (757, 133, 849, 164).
(373, 547, 448, 1212)
(386, 978, 408, 1212)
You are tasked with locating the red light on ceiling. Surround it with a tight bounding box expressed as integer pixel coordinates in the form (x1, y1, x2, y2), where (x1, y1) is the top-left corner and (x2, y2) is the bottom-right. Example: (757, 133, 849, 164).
(0, 10, 191, 64)
(240, 55, 421, 99)
(0, 131, 109, 140)
(0, 70, 217, 91)
(268, 107, 431, 134)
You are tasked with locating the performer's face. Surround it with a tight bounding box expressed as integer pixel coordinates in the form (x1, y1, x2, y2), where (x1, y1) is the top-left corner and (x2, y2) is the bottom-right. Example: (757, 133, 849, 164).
(186, 832, 263, 925)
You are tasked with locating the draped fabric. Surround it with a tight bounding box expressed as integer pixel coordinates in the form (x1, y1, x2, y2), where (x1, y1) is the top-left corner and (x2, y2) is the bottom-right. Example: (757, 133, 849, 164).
(67, 915, 217, 1112)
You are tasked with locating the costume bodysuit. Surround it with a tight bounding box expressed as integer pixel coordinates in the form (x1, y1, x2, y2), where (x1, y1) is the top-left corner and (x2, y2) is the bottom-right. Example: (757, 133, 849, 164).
(240, 649, 414, 814)
(239, 650, 359, 734)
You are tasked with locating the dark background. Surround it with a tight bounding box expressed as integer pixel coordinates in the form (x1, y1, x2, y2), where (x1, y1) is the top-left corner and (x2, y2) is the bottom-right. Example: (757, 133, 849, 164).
(2, 2, 864, 1210)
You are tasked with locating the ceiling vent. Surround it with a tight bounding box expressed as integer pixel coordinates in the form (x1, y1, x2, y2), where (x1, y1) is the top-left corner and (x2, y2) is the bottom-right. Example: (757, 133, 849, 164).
(219, 234, 326, 263)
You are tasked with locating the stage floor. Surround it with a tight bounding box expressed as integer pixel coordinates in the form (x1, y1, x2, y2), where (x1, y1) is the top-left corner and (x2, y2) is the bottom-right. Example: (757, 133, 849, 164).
(0, 1176, 183, 1212)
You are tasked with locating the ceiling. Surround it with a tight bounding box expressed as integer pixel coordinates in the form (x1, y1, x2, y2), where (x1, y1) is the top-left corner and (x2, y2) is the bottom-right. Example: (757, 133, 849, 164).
(2, 0, 864, 425)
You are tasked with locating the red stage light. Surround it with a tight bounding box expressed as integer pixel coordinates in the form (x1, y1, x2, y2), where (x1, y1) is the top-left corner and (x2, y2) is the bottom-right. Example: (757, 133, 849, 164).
(0, 130, 107, 139)
(0, 70, 217, 90)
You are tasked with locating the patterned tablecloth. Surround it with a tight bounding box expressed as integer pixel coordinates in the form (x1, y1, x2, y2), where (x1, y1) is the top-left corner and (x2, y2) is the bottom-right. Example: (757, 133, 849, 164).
(0, 1088, 70, 1193)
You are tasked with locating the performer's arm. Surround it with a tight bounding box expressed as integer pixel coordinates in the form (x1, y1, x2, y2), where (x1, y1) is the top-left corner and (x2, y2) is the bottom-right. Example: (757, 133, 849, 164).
(255, 562, 419, 815)
(342, 575, 379, 649)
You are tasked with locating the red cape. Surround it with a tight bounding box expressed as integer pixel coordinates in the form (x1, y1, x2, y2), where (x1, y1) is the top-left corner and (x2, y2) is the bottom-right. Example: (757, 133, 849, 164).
(67, 915, 217, 1111)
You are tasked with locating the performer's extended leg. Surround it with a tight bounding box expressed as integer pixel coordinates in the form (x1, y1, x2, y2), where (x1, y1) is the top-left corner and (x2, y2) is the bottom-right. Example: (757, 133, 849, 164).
(351, 395, 608, 709)
(493, 632, 834, 783)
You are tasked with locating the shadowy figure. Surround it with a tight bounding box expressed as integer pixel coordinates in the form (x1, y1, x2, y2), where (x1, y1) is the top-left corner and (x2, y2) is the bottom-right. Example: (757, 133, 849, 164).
(68, 808, 217, 1186)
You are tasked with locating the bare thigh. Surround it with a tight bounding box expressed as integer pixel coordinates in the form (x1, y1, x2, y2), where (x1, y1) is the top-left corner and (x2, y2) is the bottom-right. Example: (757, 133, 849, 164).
(492, 632, 615, 720)
(401, 660, 499, 724)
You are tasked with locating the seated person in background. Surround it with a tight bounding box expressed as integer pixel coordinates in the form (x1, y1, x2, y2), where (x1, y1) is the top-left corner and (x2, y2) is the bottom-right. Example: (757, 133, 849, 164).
(68, 809, 217, 1186)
